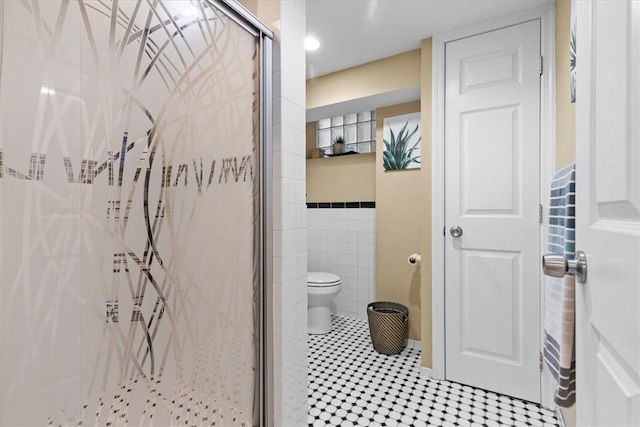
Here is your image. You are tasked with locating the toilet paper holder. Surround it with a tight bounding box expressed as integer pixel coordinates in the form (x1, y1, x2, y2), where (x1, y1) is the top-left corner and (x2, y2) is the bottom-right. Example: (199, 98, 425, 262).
(408, 253, 421, 265)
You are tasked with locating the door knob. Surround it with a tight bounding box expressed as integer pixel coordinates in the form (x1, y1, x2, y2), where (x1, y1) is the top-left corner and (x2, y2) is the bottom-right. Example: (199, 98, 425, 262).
(542, 251, 588, 284)
(450, 226, 463, 237)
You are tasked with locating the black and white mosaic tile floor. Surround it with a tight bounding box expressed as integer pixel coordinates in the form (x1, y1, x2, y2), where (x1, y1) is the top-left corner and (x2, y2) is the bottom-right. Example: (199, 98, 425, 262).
(308, 315, 559, 427)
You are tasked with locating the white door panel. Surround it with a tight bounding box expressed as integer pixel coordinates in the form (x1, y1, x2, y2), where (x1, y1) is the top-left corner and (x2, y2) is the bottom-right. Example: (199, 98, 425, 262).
(460, 48, 521, 92)
(461, 106, 520, 214)
(460, 250, 523, 362)
(576, 1, 640, 425)
(445, 20, 541, 403)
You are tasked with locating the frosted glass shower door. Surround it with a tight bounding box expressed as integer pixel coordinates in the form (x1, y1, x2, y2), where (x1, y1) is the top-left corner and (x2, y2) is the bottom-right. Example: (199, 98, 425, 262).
(0, 1, 267, 425)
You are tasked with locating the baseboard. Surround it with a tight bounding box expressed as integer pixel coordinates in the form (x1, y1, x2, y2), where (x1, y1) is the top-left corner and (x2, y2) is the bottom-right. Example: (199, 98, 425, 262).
(420, 366, 432, 379)
(556, 407, 566, 427)
(407, 338, 421, 349)
(406, 339, 431, 379)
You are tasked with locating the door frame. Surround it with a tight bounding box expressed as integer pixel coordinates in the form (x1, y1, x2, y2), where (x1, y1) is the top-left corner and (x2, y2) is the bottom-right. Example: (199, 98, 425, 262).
(430, 3, 556, 404)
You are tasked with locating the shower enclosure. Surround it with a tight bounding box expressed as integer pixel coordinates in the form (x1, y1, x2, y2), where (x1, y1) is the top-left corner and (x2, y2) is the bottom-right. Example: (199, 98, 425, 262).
(0, 0, 272, 425)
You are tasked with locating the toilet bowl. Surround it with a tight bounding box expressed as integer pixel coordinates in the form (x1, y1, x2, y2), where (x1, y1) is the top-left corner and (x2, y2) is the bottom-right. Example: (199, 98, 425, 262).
(307, 272, 342, 335)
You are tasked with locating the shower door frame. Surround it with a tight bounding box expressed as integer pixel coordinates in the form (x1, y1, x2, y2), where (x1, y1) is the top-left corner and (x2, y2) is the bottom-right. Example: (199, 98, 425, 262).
(196, 2, 275, 426)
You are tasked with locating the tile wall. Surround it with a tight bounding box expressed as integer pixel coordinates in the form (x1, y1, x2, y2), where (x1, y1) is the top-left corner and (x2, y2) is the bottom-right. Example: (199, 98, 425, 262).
(260, 0, 309, 425)
(307, 203, 376, 320)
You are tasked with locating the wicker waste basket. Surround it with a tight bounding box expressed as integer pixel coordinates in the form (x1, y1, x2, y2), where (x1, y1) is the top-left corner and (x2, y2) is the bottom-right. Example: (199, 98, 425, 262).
(367, 302, 408, 355)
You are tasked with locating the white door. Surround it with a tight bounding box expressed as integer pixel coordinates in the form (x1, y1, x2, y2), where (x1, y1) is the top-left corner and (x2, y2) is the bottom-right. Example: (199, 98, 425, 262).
(575, 1, 640, 425)
(445, 20, 541, 403)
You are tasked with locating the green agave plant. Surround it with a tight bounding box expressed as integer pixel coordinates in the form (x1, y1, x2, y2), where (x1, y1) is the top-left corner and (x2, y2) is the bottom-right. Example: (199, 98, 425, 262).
(383, 121, 421, 170)
(569, 20, 577, 102)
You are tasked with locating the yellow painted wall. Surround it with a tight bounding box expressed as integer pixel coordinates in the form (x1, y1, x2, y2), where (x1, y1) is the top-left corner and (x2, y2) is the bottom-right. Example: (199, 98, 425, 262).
(305, 120, 376, 202)
(307, 49, 421, 109)
(375, 101, 423, 341)
(556, 0, 577, 170)
(306, 153, 376, 202)
(306, 122, 316, 158)
(237, 0, 257, 14)
(305, 49, 422, 204)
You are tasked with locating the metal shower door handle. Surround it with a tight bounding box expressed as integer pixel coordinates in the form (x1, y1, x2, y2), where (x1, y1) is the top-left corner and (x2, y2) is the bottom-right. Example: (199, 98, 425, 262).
(542, 251, 588, 284)
(450, 226, 463, 237)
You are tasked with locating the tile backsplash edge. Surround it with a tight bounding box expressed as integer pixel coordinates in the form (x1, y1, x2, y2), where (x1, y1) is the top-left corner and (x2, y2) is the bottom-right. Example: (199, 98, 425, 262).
(306, 201, 376, 208)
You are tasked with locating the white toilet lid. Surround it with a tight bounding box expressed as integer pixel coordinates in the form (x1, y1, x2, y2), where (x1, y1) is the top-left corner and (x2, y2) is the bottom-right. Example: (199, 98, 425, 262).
(307, 272, 341, 287)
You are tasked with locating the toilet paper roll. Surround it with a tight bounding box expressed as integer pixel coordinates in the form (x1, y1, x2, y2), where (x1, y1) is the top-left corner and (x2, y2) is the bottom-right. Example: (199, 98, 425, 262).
(408, 253, 421, 265)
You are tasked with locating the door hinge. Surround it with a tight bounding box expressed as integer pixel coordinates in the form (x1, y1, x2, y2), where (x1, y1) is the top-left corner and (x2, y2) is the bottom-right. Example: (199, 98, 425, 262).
(539, 204, 543, 224)
(539, 55, 543, 76)
(539, 352, 544, 371)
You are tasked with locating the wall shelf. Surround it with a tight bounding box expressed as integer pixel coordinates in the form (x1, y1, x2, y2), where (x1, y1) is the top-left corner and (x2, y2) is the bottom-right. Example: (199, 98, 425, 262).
(326, 151, 358, 157)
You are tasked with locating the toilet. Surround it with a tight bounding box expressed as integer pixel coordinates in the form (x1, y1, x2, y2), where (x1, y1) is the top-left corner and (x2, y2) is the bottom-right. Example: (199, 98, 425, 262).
(307, 272, 342, 334)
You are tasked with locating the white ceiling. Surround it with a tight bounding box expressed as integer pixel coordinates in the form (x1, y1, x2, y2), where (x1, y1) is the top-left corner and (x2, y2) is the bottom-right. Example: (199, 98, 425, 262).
(306, 0, 553, 79)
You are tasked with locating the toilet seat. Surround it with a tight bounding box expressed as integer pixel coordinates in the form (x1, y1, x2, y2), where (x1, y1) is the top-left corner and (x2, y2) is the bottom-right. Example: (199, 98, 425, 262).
(308, 272, 341, 287)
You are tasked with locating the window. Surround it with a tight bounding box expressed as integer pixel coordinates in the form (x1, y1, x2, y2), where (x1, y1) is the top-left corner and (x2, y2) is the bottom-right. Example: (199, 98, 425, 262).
(315, 110, 376, 154)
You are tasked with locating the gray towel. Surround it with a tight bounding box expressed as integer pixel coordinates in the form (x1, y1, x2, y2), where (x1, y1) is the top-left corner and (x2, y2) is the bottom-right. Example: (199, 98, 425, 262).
(543, 162, 576, 407)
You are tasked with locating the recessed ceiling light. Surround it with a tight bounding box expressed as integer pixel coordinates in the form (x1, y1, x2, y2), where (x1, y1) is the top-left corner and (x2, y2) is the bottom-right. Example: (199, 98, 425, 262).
(305, 36, 320, 51)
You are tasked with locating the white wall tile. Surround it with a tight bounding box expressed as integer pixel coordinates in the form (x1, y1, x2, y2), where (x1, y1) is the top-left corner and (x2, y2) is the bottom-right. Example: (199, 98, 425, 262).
(357, 254, 369, 268)
(274, 204, 296, 231)
(295, 229, 306, 252)
(307, 208, 376, 319)
(327, 240, 337, 254)
(283, 150, 297, 179)
(294, 179, 306, 205)
(307, 209, 319, 223)
(277, 124, 292, 154)
(282, 254, 297, 284)
(295, 253, 307, 280)
(270, 0, 307, 424)
(358, 290, 370, 304)
(281, 280, 297, 310)
(349, 300, 359, 316)
(358, 243, 369, 256)
(357, 303, 368, 321)
(283, 229, 298, 257)
(273, 177, 282, 205)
